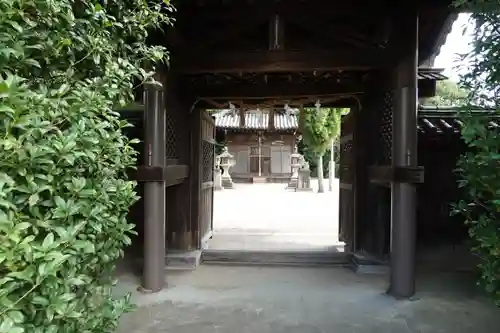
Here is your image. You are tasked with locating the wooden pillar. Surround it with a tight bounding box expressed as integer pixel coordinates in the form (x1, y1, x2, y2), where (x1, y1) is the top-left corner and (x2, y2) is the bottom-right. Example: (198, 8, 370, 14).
(353, 102, 369, 252)
(239, 106, 245, 128)
(189, 108, 202, 249)
(389, 11, 418, 299)
(141, 82, 166, 293)
(268, 108, 275, 131)
(298, 105, 305, 133)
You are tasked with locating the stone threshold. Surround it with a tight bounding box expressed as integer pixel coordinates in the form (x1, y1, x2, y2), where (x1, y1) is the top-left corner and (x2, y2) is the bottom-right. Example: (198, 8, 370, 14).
(129, 250, 389, 274)
(129, 250, 203, 272)
(201, 249, 389, 274)
(202, 249, 350, 267)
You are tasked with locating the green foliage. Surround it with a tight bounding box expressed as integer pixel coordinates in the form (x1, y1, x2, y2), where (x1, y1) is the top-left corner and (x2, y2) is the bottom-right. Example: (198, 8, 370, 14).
(301, 108, 343, 157)
(298, 140, 338, 177)
(454, 114, 500, 305)
(0, 0, 173, 331)
(425, 80, 469, 106)
(452, 2, 500, 305)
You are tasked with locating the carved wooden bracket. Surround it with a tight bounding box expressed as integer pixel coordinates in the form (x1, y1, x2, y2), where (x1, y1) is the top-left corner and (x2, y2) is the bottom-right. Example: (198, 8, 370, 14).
(369, 165, 424, 184)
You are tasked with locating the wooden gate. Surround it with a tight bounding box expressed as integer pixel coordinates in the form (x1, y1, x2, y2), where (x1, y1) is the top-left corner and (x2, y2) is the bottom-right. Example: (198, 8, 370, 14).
(197, 111, 215, 248)
(339, 111, 356, 252)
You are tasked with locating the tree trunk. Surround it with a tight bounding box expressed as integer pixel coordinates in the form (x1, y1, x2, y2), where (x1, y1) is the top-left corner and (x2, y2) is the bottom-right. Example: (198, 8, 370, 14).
(317, 155, 325, 193)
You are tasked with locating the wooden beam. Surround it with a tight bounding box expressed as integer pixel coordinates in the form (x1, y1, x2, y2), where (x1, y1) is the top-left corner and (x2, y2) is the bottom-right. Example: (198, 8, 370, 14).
(190, 80, 434, 99)
(192, 81, 363, 99)
(177, 1, 451, 22)
(175, 50, 389, 73)
(195, 99, 355, 110)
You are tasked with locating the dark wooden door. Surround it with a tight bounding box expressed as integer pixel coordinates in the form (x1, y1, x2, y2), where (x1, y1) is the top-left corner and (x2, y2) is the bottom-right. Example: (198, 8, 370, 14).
(339, 111, 356, 252)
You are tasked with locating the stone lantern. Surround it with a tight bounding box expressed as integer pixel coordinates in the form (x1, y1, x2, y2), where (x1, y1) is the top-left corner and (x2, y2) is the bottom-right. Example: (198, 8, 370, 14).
(214, 153, 223, 191)
(218, 147, 235, 189)
(287, 145, 304, 190)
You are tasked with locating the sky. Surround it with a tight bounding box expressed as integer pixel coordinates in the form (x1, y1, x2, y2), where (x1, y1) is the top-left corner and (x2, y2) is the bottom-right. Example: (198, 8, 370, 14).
(433, 13, 473, 81)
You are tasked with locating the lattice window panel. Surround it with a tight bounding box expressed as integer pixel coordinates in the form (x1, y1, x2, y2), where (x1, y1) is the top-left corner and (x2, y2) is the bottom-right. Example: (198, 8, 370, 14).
(379, 91, 393, 164)
(342, 140, 353, 154)
(202, 140, 214, 183)
(340, 139, 354, 182)
(166, 112, 179, 159)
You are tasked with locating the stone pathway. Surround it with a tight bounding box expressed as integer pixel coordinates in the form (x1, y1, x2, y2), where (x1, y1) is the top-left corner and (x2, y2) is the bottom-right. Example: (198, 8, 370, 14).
(208, 180, 341, 251)
(116, 265, 500, 333)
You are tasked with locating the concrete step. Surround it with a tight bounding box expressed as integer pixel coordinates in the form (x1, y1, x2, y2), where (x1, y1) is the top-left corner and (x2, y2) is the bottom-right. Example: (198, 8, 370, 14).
(123, 251, 203, 274)
(201, 249, 351, 267)
(252, 177, 267, 183)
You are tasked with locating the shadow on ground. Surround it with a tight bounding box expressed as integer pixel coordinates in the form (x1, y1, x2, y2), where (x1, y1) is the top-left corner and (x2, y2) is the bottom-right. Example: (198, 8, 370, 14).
(115, 265, 500, 333)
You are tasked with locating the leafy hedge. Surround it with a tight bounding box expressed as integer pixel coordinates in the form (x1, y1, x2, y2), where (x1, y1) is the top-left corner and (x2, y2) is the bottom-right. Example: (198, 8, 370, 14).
(453, 0, 500, 305)
(0, 0, 173, 332)
(454, 115, 500, 305)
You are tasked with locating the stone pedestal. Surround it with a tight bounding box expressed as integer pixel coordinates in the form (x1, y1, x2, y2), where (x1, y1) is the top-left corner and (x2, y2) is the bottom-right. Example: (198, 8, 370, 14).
(214, 168, 223, 191)
(221, 168, 234, 189)
(287, 177, 298, 191)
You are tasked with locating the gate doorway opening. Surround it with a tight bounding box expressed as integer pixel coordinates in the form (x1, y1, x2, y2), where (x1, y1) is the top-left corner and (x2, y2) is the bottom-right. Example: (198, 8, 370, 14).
(206, 107, 345, 254)
(208, 177, 342, 252)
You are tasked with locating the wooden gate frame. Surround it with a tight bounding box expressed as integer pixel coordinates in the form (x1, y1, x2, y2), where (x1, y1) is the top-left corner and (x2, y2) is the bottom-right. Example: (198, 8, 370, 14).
(190, 109, 216, 249)
(339, 109, 357, 253)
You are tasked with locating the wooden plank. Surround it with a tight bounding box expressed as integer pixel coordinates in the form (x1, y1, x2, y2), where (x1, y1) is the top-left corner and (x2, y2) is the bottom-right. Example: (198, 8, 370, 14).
(179, 1, 452, 21)
(193, 81, 365, 99)
(339, 133, 353, 145)
(339, 183, 353, 190)
(132, 165, 189, 186)
(166, 165, 189, 187)
(195, 99, 355, 110)
(368, 165, 425, 184)
(175, 50, 389, 73)
(189, 110, 202, 249)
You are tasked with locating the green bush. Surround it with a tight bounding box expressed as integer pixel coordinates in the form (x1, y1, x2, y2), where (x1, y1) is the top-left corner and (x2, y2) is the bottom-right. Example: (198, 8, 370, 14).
(298, 140, 339, 177)
(454, 114, 500, 305)
(452, 1, 500, 305)
(0, 0, 173, 331)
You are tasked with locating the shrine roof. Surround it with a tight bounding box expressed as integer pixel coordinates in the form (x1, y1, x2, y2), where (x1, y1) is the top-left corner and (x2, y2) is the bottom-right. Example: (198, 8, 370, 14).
(215, 112, 298, 131)
(215, 105, 500, 135)
(416, 69, 448, 80)
(418, 105, 500, 134)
